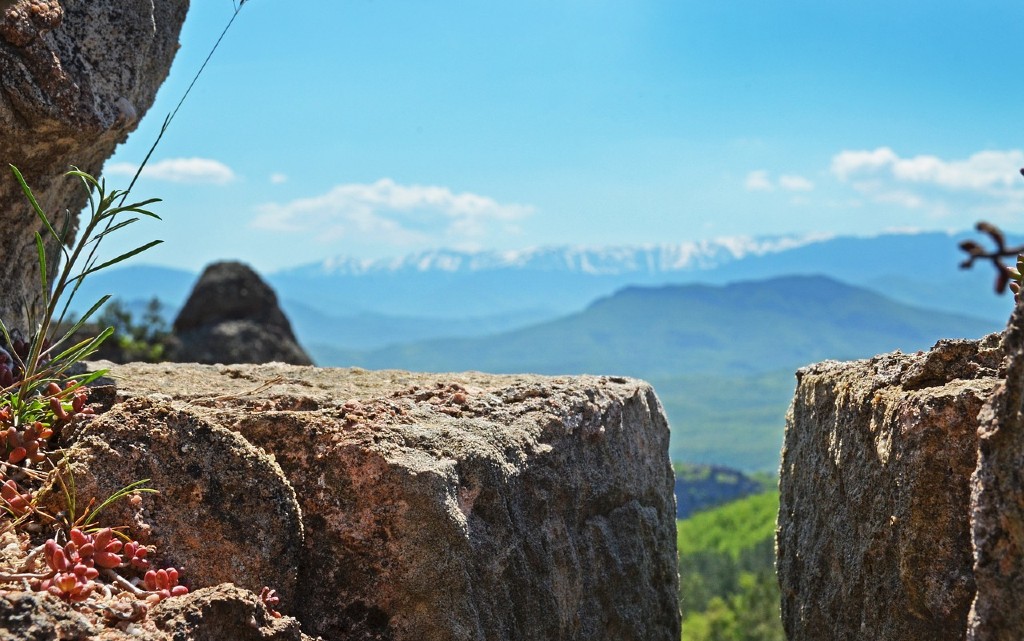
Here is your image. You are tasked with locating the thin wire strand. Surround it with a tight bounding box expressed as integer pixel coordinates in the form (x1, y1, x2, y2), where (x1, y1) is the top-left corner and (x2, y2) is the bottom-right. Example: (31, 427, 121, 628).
(124, 3, 248, 199)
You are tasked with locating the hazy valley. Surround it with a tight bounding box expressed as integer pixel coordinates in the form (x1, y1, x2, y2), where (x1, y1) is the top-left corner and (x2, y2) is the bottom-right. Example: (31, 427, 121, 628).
(81, 230, 1009, 471)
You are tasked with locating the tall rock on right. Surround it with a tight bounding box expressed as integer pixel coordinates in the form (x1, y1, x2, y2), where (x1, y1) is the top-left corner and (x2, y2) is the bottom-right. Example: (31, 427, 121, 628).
(779, 305, 1024, 641)
(968, 302, 1024, 641)
(778, 334, 1002, 641)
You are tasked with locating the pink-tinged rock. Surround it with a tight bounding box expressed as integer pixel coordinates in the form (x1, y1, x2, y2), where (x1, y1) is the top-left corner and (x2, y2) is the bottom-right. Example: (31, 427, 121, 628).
(48, 398, 304, 608)
(102, 363, 681, 641)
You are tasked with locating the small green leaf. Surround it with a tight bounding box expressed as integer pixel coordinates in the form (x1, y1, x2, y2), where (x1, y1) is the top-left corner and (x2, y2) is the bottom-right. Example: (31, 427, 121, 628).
(11, 165, 62, 244)
(34, 232, 48, 303)
(48, 295, 111, 355)
(76, 240, 163, 280)
(89, 218, 139, 243)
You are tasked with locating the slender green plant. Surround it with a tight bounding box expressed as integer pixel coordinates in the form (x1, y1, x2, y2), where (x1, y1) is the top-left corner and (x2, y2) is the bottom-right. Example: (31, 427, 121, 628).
(0, 0, 251, 416)
(1, 168, 161, 404)
(0, 0, 261, 613)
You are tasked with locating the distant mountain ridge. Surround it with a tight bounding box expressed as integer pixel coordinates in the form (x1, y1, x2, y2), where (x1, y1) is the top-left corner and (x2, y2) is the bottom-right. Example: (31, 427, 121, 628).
(274, 229, 1020, 322)
(308, 274, 998, 470)
(289, 233, 835, 277)
(73, 228, 1019, 350)
(311, 274, 996, 378)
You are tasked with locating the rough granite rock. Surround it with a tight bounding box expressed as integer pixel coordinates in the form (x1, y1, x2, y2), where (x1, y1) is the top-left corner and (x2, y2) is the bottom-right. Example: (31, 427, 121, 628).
(149, 584, 313, 641)
(171, 261, 313, 366)
(778, 334, 1003, 641)
(85, 362, 681, 641)
(0, 0, 188, 328)
(968, 305, 1024, 641)
(45, 399, 305, 608)
(0, 584, 313, 641)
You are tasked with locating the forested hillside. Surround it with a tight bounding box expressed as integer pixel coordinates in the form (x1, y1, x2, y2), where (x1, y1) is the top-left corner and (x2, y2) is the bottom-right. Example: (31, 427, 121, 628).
(678, 492, 783, 641)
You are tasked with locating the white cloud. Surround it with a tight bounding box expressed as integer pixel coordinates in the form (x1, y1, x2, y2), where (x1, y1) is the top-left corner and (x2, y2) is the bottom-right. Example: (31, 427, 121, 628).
(830, 147, 899, 182)
(745, 170, 814, 193)
(251, 178, 534, 248)
(744, 170, 774, 192)
(830, 147, 1024, 220)
(831, 147, 1024, 194)
(106, 158, 236, 185)
(871, 189, 925, 209)
(270, 173, 288, 185)
(778, 174, 815, 192)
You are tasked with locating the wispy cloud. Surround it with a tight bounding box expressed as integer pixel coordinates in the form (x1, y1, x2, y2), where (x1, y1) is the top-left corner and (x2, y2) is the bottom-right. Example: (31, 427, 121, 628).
(830, 147, 1024, 219)
(778, 174, 815, 192)
(251, 178, 534, 248)
(744, 170, 774, 192)
(269, 173, 288, 185)
(744, 170, 814, 192)
(106, 158, 236, 185)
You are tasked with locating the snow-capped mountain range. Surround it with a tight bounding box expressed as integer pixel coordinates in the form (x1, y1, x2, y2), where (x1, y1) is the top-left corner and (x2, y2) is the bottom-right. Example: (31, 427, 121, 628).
(291, 233, 837, 277)
(75, 228, 1016, 329)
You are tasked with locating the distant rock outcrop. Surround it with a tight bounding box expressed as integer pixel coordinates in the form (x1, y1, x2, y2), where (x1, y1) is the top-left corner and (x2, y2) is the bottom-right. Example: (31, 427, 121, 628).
(777, 325, 1024, 640)
(171, 261, 313, 365)
(20, 363, 680, 641)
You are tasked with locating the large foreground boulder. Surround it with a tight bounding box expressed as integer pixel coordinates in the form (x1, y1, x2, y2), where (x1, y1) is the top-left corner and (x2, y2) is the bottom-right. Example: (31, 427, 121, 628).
(23, 362, 679, 641)
(171, 261, 313, 365)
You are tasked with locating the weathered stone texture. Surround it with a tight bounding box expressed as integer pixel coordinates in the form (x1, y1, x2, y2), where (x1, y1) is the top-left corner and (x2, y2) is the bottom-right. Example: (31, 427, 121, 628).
(778, 335, 1003, 641)
(48, 399, 305, 608)
(94, 363, 681, 641)
(0, 0, 188, 328)
(968, 305, 1024, 641)
(0, 584, 312, 641)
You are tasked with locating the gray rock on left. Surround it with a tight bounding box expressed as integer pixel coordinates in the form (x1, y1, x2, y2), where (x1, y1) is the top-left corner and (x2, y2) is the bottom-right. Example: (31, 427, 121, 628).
(0, 0, 189, 328)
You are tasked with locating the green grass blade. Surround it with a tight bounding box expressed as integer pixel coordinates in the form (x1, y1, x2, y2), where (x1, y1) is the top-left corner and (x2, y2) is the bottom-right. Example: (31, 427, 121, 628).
(0, 318, 28, 379)
(64, 169, 101, 190)
(48, 295, 111, 355)
(61, 368, 109, 392)
(34, 232, 48, 307)
(77, 240, 163, 279)
(96, 200, 163, 221)
(49, 327, 114, 366)
(89, 218, 139, 243)
(10, 165, 62, 244)
(83, 479, 155, 527)
(57, 210, 74, 251)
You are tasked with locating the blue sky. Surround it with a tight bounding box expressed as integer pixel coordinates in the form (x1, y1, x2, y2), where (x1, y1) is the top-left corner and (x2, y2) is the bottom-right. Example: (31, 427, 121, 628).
(101, 0, 1024, 273)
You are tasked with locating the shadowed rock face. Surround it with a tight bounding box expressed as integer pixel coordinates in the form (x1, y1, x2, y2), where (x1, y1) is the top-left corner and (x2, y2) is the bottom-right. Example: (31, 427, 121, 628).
(778, 332, 1023, 641)
(74, 362, 679, 641)
(0, 0, 188, 329)
(172, 261, 313, 365)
